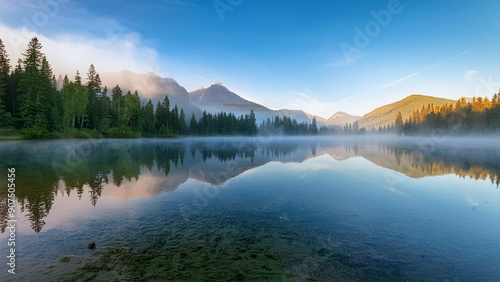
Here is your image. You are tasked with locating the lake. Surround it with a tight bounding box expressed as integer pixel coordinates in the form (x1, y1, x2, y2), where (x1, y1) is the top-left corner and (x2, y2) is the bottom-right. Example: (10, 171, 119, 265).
(0, 136, 499, 281)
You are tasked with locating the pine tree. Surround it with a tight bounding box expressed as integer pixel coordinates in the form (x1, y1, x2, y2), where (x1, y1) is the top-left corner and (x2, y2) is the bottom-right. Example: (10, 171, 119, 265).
(158, 95, 170, 130)
(97, 86, 111, 134)
(179, 108, 186, 134)
(124, 90, 132, 126)
(73, 71, 87, 128)
(111, 85, 123, 127)
(172, 105, 180, 133)
(40, 56, 61, 131)
(75, 70, 81, 85)
(352, 120, 359, 134)
(85, 64, 102, 129)
(189, 113, 197, 134)
(142, 99, 155, 135)
(0, 39, 9, 95)
(123, 90, 140, 129)
(395, 111, 403, 135)
(132, 90, 141, 129)
(17, 37, 47, 130)
(309, 117, 318, 135)
(61, 75, 72, 129)
(200, 111, 208, 135)
(0, 38, 12, 127)
(6, 59, 22, 119)
(249, 109, 257, 135)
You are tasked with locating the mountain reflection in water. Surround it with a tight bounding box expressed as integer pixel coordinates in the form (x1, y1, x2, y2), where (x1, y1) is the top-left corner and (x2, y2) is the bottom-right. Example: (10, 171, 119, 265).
(0, 137, 499, 233)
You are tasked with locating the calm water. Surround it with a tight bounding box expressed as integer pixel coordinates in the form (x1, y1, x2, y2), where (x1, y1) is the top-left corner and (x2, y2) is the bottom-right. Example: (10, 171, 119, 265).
(0, 137, 499, 281)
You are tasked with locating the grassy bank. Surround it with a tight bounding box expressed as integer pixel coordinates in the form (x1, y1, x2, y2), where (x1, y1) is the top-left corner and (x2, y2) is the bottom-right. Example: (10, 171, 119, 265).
(0, 126, 178, 140)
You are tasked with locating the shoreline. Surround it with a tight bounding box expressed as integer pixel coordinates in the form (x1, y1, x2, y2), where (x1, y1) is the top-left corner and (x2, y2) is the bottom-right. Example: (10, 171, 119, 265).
(2, 133, 500, 141)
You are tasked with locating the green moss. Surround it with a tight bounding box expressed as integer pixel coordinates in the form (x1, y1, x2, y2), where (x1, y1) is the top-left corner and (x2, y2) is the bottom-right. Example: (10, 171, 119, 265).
(60, 256, 71, 262)
(72, 231, 287, 281)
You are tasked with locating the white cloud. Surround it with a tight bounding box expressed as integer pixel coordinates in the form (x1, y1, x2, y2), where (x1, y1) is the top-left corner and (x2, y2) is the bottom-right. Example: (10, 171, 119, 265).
(0, 22, 161, 80)
(464, 69, 478, 79)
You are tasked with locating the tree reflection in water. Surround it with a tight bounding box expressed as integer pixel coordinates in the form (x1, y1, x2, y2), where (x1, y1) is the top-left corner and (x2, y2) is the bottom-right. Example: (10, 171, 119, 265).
(0, 138, 499, 233)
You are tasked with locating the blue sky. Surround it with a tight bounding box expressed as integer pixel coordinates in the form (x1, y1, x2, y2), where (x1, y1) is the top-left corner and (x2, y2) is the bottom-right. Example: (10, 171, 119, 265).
(0, 0, 499, 117)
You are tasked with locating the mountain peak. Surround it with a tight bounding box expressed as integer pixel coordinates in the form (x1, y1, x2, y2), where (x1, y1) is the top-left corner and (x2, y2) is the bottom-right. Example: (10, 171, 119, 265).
(331, 111, 348, 117)
(99, 70, 189, 101)
(189, 81, 265, 110)
(326, 111, 361, 126)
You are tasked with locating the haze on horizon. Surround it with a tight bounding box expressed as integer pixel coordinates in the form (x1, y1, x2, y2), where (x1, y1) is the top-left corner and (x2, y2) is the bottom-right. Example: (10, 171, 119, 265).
(0, 0, 498, 118)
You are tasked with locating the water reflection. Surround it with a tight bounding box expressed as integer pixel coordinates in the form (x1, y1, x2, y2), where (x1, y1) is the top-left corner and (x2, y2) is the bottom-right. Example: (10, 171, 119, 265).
(0, 137, 499, 233)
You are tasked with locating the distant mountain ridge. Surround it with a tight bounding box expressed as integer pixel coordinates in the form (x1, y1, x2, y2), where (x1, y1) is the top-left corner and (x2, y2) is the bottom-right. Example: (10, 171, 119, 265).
(100, 70, 202, 121)
(99, 71, 317, 124)
(188, 82, 313, 124)
(98, 70, 459, 129)
(100, 70, 189, 101)
(189, 82, 268, 112)
(358, 95, 456, 129)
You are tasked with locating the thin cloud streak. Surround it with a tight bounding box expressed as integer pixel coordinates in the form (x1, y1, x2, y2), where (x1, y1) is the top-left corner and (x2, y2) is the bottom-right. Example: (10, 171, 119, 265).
(294, 91, 315, 101)
(288, 50, 471, 118)
(381, 50, 470, 88)
(336, 50, 471, 104)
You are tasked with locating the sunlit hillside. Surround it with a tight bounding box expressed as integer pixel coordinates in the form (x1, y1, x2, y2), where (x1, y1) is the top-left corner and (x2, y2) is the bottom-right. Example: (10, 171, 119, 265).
(359, 95, 455, 129)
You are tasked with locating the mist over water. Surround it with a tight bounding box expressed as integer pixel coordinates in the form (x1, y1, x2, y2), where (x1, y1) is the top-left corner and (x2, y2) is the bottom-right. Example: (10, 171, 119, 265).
(0, 136, 499, 280)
